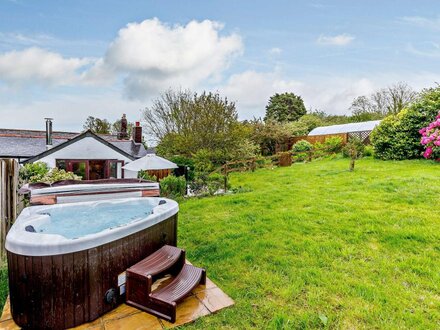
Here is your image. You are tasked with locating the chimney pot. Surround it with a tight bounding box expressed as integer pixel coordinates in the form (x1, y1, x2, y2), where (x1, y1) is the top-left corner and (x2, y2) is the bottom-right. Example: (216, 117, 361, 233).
(44, 118, 53, 149)
(133, 121, 142, 143)
(117, 114, 128, 140)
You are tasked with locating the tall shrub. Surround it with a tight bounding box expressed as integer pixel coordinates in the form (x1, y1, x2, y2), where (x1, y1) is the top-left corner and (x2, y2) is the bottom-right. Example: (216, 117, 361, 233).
(159, 175, 186, 199)
(19, 162, 49, 183)
(292, 140, 312, 162)
(371, 86, 440, 160)
(323, 136, 343, 153)
(420, 111, 440, 159)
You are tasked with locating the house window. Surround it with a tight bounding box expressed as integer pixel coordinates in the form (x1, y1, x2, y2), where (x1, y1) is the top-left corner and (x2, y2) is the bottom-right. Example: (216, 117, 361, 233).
(108, 160, 124, 179)
(71, 161, 87, 179)
(56, 159, 66, 170)
(55, 159, 124, 180)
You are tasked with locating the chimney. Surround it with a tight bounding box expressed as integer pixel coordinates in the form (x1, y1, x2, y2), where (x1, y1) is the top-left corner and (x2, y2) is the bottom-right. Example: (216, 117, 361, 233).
(132, 121, 142, 143)
(44, 118, 53, 149)
(117, 114, 128, 140)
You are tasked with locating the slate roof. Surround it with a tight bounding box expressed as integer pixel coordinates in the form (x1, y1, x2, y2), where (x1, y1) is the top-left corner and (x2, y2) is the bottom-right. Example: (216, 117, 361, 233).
(0, 128, 149, 160)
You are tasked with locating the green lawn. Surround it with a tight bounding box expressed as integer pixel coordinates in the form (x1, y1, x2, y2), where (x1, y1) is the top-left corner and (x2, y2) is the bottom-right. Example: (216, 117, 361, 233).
(178, 157, 440, 329)
(1, 158, 439, 329)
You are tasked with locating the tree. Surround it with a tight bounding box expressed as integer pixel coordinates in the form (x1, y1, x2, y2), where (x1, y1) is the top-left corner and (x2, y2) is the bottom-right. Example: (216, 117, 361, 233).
(350, 82, 417, 117)
(371, 85, 440, 160)
(343, 138, 365, 171)
(264, 92, 307, 122)
(143, 89, 253, 164)
(386, 82, 418, 114)
(83, 116, 111, 134)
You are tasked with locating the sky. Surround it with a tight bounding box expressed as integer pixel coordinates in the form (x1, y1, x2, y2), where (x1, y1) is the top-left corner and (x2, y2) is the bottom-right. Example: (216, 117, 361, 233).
(0, 0, 439, 132)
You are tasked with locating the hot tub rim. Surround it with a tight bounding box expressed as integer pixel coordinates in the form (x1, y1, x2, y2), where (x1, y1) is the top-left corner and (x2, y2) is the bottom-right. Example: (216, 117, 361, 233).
(5, 197, 179, 257)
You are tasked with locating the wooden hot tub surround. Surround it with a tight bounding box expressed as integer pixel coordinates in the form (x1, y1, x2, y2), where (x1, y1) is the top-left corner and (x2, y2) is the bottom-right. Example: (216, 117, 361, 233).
(6, 198, 178, 329)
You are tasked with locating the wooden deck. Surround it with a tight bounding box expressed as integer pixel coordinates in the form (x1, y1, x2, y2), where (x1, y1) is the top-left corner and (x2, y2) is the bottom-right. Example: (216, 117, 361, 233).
(0, 271, 233, 329)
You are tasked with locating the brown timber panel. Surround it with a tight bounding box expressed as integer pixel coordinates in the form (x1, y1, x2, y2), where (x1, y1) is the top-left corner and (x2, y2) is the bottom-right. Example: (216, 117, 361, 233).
(7, 214, 177, 329)
(147, 169, 172, 180)
(52, 254, 64, 328)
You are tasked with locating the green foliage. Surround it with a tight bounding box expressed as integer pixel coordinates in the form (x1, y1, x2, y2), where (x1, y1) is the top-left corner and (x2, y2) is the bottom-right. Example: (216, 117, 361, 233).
(292, 140, 313, 162)
(147, 90, 249, 164)
(343, 137, 365, 159)
(264, 92, 307, 122)
(323, 136, 343, 153)
(207, 173, 227, 195)
(296, 114, 325, 132)
(343, 137, 365, 171)
(292, 140, 313, 152)
(187, 149, 229, 195)
(248, 114, 325, 156)
(193, 149, 216, 173)
(371, 86, 440, 160)
(159, 175, 186, 199)
(169, 155, 195, 181)
(83, 116, 112, 134)
(36, 168, 82, 183)
(228, 139, 259, 161)
(138, 170, 157, 182)
(248, 119, 292, 156)
(363, 145, 374, 157)
(190, 172, 228, 196)
(19, 162, 49, 183)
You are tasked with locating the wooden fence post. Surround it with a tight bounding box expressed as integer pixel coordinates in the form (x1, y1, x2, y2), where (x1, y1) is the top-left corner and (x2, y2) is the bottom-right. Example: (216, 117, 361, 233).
(251, 158, 256, 172)
(0, 158, 20, 257)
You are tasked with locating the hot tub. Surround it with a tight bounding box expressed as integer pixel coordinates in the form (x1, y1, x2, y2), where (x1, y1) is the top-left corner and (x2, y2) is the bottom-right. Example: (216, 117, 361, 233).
(6, 197, 179, 329)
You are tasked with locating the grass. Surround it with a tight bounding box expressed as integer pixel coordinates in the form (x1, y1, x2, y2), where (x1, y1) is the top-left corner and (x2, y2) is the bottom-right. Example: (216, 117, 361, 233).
(178, 157, 440, 329)
(0, 259, 8, 312)
(1, 157, 439, 328)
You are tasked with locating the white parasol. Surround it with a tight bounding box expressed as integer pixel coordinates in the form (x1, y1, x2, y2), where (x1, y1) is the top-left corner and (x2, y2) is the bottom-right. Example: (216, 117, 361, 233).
(122, 154, 178, 171)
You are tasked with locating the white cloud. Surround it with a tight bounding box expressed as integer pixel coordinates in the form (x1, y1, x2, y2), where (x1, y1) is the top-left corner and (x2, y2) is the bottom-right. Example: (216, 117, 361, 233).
(219, 71, 303, 118)
(406, 42, 440, 58)
(317, 33, 355, 46)
(219, 70, 440, 119)
(102, 18, 243, 99)
(0, 47, 93, 86)
(0, 92, 145, 131)
(219, 71, 380, 118)
(401, 15, 440, 30)
(0, 32, 56, 47)
(0, 18, 243, 95)
(269, 47, 282, 55)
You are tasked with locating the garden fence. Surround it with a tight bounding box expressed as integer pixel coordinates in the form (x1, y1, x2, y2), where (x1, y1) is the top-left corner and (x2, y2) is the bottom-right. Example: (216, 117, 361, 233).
(217, 148, 336, 176)
(276, 133, 348, 152)
(0, 158, 22, 257)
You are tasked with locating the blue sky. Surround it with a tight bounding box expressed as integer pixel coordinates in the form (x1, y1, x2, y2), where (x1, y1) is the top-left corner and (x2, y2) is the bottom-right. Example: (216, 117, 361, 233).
(0, 0, 439, 132)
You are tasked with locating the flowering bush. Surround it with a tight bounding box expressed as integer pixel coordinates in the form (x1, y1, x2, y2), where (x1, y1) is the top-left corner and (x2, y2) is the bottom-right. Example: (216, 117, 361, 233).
(371, 86, 440, 160)
(420, 111, 440, 159)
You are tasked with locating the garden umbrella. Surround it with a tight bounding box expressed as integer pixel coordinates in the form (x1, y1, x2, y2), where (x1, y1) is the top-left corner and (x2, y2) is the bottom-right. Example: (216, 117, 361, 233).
(122, 154, 178, 171)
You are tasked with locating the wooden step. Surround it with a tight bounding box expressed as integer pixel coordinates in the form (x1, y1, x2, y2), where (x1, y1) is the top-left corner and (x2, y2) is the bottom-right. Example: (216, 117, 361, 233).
(127, 245, 185, 281)
(151, 264, 206, 303)
(126, 245, 186, 315)
(128, 264, 206, 323)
